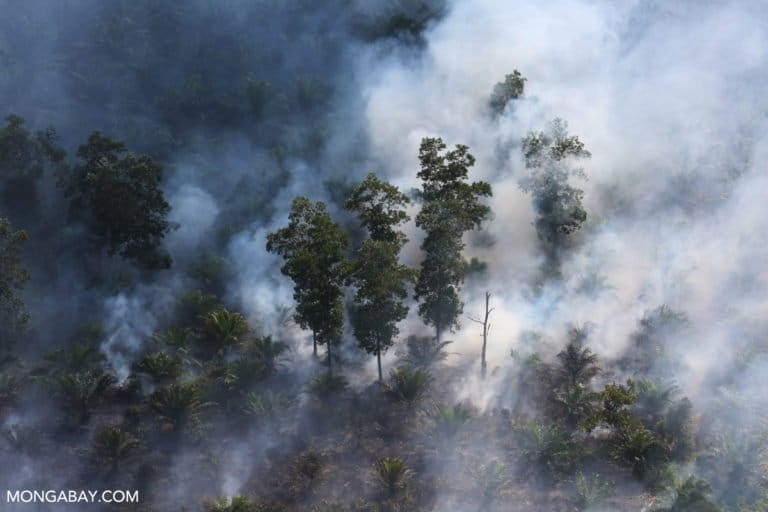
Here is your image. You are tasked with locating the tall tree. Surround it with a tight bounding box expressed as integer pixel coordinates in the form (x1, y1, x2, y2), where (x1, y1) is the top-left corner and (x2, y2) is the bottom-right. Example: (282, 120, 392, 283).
(61, 132, 174, 269)
(344, 173, 416, 382)
(0, 217, 30, 350)
(0, 114, 66, 222)
(488, 70, 527, 116)
(266, 197, 348, 375)
(520, 118, 590, 276)
(414, 138, 492, 341)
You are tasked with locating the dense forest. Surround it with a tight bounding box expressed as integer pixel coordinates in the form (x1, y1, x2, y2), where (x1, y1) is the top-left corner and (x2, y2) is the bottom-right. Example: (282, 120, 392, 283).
(1, 0, 767, 511)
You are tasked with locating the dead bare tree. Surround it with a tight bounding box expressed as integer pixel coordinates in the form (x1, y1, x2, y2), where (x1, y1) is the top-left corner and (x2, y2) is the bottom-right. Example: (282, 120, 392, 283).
(469, 291, 493, 378)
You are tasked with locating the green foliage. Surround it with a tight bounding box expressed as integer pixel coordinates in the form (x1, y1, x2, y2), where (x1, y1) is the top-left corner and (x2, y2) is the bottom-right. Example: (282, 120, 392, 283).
(575, 472, 614, 510)
(374, 457, 412, 497)
(199, 309, 251, 358)
(42, 342, 105, 375)
(655, 477, 722, 512)
(205, 496, 257, 512)
(266, 197, 349, 372)
(519, 421, 581, 478)
(345, 174, 416, 380)
(309, 372, 349, 398)
(149, 382, 210, 435)
(0, 114, 66, 219)
(434, 402, 472, 437)
(414, 137, 492, 339)
(91, 425, 140, 472)
(133, 352, 182, 384)
(61, 131, 174, 268)
(385, 367, 431, 406)
(598, 380, 638, 429)
(489, 71, 526, 115)
(400, 335, 452, 367)
(612, 420, 663, 479)
(344, 173, 411, 244)
(176, 290, 220, 327)
(520, 118, 590, 270)
(0, 217, 30, 345)
(550, 383, 600, 431)
(56, 371, 116, 425)
(470, 460, 509, 507)
(241, 390, 291, 419)
(218, 357, 269, 393)
(246, 335, 288, 373)
(556, 331, 600, 387)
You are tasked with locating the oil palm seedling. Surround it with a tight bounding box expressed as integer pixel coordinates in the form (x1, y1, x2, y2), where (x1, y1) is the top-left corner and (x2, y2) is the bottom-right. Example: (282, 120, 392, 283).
(309, 372, 348, 398)
(575, 472, 614, 510)
(434, 402, 472, 437)
(246, 335, 288, 373)
(374, 457, 412, 497)
(550, 383, 600, 431)
(519, 420, 581, 479)
(149, 382, 211, 436)
(470, 459, 509, 510)
(43, 343, 105, 375)
(56, 371, 115, 425)
(91, 425, 140, 473)
(133, 351, 182, 384)
(400, 335, 452, 367)
(199, 308, 251, 358)
(612, 421, 663, 479)
(556, 330, 600, 388)
(241, 390, 291, 419)
(385, 367, 431, 406)
(219, 357, 268, 393)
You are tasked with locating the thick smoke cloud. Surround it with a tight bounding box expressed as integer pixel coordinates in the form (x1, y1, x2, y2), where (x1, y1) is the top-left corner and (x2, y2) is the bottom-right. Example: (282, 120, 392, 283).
(1, 0, 767, 510)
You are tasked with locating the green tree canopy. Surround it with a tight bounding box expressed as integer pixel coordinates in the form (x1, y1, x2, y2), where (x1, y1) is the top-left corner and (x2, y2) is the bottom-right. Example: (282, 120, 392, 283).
(266, 197, 348, 374)
(62, 131, 174, 269)
(0, 114, 66, 221)
(489, 70, 526, 115)
(520, 118, 590, 275)
(414, 137, 492, 340)
(345, 173, 416, 381)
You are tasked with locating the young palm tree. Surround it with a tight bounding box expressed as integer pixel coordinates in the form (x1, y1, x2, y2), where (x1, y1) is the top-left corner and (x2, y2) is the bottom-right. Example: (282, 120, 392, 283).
(519, 420, 581, 478)
(385, 367, 431, 406)
(309, 372, 348, 398)
(241, 390, 291, 418)
(246, 335, 288, 373)
(199, 308, 251, 358)
(434, 402, 472, 437)
(374, 457, 412, 497)
(56, 371, 115, 425)
(471, 459, 509, 509)
(133, 352, 182, 384)
(575, 472, 614, 510)
(149, 382, 211, 435)
(400, 335, 452, 367)
(44, 343, 105, 375)
(91, 425, 140, 473)
(556, 331, 600, 388)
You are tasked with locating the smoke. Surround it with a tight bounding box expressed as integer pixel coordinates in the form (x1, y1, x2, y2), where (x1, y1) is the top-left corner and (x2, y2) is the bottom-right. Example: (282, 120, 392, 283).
(1, 0, 767, 509)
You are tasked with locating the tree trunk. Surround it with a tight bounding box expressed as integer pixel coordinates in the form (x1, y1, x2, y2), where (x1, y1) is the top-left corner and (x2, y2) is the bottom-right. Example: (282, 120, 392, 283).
(327, 339, 333, 376)
(376, 337, 382, 382)
(312, 332, 317, 357)
(481, 291, 490, 379)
